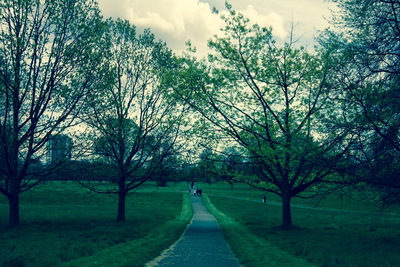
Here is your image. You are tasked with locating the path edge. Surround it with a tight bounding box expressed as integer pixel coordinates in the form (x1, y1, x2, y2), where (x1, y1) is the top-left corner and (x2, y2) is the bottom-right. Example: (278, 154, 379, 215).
(203, 195, 316, 267)
(145, 193, 194, 267)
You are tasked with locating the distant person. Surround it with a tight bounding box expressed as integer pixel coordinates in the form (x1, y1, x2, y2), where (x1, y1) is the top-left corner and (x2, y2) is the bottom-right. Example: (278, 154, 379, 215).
(193, 189, 197, 197)
(263, 194, 266, 203)
(198, 188, 202, 197)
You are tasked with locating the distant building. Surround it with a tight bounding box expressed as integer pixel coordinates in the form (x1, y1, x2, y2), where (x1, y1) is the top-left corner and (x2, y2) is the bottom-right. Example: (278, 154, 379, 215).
(47, 134, 72, 164)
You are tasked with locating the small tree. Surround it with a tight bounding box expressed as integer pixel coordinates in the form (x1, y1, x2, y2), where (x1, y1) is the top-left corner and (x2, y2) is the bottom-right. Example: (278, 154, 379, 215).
(0, 0, 103, 227)
(213, 146, 247, 188)
(81, 18, 185, 221)
(196, 148, 217, 184)
(153, 146, 181, 186)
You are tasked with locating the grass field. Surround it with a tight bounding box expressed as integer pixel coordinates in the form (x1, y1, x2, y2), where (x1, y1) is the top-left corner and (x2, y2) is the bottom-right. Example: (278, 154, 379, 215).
(201, 182, 400, 267)
(199, 182, 400, 213)
(0, 182, 192, 267)
(2, 181, 399, 266)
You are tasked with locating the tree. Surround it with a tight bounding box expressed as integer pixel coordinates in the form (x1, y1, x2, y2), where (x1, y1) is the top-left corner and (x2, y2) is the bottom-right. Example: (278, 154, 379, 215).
(210, 146, 247, 188)
(152, 146, 180, 186)
(197, 147, 217, 184)
(0, 0, 103, 227)
(81, 19, 185, 221)
(320, 0, 400, 203)
(223, 147, 250, 185)
(173, 4, 350, 229)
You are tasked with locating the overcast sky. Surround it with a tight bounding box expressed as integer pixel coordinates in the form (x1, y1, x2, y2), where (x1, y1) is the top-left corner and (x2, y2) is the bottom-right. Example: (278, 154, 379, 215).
(96, 0, 334, 56)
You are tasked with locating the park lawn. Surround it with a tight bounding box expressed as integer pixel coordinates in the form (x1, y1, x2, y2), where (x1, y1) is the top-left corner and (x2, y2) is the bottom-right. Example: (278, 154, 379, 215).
(203, 195, 316, 267)
(0, 182, 192, 267)
(206, 194, 400, 267)
(199, 182, 400, 213)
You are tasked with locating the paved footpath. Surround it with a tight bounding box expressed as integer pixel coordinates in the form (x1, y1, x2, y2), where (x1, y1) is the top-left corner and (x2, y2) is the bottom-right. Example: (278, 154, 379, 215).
(147, 195, 240, 267)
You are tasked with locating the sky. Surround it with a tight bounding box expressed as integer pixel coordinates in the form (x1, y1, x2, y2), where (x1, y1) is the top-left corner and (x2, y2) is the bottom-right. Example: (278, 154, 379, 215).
(96, 0, 335, 56)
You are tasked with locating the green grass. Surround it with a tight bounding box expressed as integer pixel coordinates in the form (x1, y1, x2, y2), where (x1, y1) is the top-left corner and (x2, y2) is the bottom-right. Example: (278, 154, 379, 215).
(0, 182, 192, 267)
(203, 195, 315, 267)
(57, 192, 192, 267)
(199, 182, 400, 213)
(205, 192, 400, 267)
(3, 181, 399, 266)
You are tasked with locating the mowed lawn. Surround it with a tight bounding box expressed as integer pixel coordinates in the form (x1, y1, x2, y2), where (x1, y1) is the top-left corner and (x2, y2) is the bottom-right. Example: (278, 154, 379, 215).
(0, 182, 191, 267)
(201, 182, 400, 267)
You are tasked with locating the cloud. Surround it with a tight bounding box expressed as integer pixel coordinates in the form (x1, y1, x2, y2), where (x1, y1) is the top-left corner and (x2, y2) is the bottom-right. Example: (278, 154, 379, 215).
(96, 0, 131, 20)
(96, 0, 330, 55)
(238, 5, 286, 39)
(133, 12, 177, 33)
(97, 0, 222, 56)
(203, 0, 333, 47)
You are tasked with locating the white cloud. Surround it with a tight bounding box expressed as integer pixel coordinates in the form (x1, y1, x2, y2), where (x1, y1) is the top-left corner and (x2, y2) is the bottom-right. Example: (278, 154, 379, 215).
(204, 0, 334, 47)
(96, 0, 332, 56)
(238, 5, 286, 39)
(97, 0, 222, 56)
(133, 12, 177, 33)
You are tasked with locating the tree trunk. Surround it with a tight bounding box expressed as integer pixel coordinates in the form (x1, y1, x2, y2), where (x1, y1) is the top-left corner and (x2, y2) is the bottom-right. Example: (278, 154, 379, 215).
(8, 193, 20, 227)
(281, 192, 292, 230)
(117, 186, 126, 221)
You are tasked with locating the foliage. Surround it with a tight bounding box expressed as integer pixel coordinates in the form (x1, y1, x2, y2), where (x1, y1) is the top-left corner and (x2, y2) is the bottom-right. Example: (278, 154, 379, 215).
(320, 0, 400, 203)
(173, 3, 349, 228)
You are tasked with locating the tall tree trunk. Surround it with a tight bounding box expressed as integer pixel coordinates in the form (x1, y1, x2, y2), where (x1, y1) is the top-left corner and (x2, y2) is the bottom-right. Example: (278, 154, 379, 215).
(117, 180, 126, 221)
(281, 192, 292, 229)
(8, 192, 20, 227)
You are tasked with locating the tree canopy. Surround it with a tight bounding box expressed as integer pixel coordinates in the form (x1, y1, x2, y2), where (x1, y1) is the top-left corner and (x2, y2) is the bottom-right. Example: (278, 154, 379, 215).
(172, 4, 350, 228)
(320, 0, 400, 203)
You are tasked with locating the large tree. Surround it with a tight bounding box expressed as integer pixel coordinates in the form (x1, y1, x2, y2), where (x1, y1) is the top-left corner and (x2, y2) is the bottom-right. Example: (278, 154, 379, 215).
(320, 0, 400, 202)
(81, 19, 185, 221)
(0, 0, 103, 227)
(173, 4, 350, 229)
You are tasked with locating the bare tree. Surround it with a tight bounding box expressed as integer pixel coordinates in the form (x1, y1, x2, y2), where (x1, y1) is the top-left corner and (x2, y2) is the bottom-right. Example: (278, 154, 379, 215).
(0, 0, 103, 227)
(80, 19, 186, 221)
